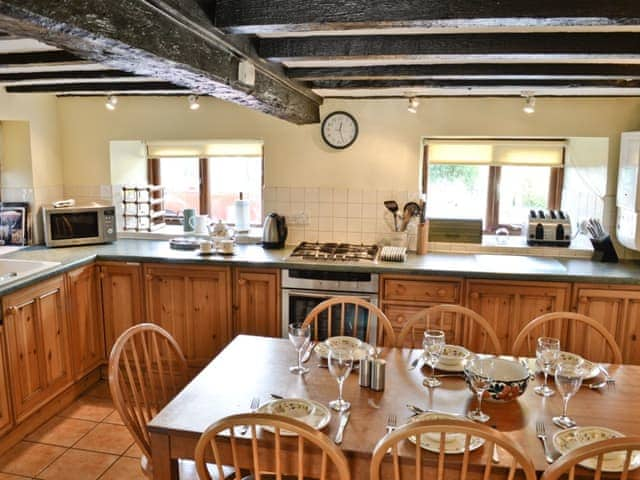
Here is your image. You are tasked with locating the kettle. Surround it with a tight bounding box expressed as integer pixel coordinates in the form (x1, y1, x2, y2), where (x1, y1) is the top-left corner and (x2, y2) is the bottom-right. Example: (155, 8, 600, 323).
(262, 212, 288, 249)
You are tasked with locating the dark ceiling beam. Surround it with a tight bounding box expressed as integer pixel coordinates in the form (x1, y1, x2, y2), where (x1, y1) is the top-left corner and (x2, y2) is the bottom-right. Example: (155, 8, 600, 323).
(215, 1, 640, 34)
(287, 64, 640, 81)
(0, 69, 137, 82)
(259, 32, 640, 63)
(307, 79, 640, 89)
(0, 0, 321, 124)
(5, 81, 189, 93)
(0, 50, 83, 66)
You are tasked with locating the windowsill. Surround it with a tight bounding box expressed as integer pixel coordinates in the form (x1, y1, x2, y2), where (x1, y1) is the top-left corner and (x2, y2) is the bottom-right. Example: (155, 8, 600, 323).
(117, 224, 264, 244)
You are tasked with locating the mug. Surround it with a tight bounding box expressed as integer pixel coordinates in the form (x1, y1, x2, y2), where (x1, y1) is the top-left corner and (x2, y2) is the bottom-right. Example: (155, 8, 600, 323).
(220, 239, 234, 254)
(190, 214, 210, 234)
(183, 208, 196, 232)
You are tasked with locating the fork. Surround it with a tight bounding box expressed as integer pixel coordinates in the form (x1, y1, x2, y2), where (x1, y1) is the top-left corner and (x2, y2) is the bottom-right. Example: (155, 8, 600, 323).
(385, 414, 397, 454)
(535, 421, 556, 463)
(240, 397, 260, 435)
(599, 365, 616, 389)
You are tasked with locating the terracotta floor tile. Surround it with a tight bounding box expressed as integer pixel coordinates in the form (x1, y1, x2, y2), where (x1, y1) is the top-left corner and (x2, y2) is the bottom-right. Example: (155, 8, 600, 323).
(101, 410, 124, 426)
(59, 397, 114, 422)
(0, 472, 35, 479)
(37, 449, 117, 480)
(0, 442, 65, 477)
(83, 382, 111, 400)
(123, 443, 142, 459)
(73, 423, 133, 455)
(99, 456, 146, 480)
(26, 417, 97, 447)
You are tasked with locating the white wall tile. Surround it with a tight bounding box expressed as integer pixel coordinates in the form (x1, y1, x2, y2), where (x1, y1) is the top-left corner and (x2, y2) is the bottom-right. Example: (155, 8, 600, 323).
(347, 203, 362, 218)
(263, 186, 276, 202)
(333, 217, 347, 231)
(319, 188, 333, 203)
(362, 219, 377, 233)
(332, 202, 347, 218)
(377, 190, 394, 204)
(290, 187, 305, 203)
(290, 202, 304, 214)
(333, 231, 347, 242)
(305, 187, 319, 202)
(362, 190, 377, 204)
(347, 232, 362, 243)
(347, 219, 362, 232)
(333, 188, 347, 203)
(348, 189, 362, 204)
(318, 216, 333, 231)
(305, 202, 319, 217)
(362, 204, 379, 219)
(277, 187, 290, 202)
(318, 231, 333, 242)
(362, 233, 377, 244)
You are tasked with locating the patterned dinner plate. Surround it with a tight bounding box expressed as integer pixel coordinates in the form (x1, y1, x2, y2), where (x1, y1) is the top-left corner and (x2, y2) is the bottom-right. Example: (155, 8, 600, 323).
(407, 412, 485, 454)
(257, 398, 331, 436)
(553, 426, 640, 472)
(315, 336, 372, 360)
(538, 352, 600, 380)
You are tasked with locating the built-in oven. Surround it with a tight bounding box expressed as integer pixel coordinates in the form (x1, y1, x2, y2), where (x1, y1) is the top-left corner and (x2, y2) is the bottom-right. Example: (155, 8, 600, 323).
(281, 268, 379, 344)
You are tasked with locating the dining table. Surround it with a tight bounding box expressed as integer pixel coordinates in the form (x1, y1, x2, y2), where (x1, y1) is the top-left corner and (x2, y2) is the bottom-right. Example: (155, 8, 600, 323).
(147, 334, 640, 480)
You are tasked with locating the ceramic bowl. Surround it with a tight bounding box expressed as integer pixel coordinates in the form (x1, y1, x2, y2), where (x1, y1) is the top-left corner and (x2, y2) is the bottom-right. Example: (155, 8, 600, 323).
(465, 357, 530, 402)
(438, 344, 471, 366)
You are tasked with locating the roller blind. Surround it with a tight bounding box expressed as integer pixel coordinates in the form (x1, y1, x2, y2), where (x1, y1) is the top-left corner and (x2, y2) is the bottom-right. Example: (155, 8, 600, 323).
(426, 139, 565, 167)
(146, 140, 263, 158)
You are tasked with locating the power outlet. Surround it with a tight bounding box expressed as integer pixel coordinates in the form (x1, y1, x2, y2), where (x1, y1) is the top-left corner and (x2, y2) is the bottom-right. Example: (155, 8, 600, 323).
(288, 212, 309, 225)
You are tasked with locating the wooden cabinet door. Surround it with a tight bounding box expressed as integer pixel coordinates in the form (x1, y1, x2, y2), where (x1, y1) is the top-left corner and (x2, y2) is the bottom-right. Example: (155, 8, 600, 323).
(3, 276, 72, 421)
(466, 279, 570, 355)
(144, 264, 231, 368)
(0, 327, 13, 435)
(99, 262, 145, 354)
(573, 284, 640, 364)
(67, 264, 105, 379)
(233, 268, 280, 338)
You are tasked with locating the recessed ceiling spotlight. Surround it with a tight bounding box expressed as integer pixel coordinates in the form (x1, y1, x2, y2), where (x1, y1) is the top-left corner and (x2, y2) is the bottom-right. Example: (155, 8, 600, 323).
(407, 97, 420, 113)
(521, 92, 535, 114)
(188, 95, 200, 111)
(105, 95, 118, 111)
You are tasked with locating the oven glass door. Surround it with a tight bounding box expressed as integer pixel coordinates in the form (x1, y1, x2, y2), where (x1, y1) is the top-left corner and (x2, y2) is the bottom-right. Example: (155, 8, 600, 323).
(282, 289, 378, 343)
(49, 211, 100, 240)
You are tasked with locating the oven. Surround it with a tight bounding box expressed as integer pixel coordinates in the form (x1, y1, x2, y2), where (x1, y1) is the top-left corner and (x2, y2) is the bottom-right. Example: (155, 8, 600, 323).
(281, 268, 379, 343)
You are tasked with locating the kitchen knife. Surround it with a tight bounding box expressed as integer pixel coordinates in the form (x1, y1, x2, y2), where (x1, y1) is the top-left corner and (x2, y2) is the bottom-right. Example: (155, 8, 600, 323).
(334, 412, 350, 444)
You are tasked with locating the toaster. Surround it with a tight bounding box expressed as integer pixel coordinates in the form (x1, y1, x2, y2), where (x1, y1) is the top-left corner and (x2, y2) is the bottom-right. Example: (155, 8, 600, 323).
(526, 210, 572, 247)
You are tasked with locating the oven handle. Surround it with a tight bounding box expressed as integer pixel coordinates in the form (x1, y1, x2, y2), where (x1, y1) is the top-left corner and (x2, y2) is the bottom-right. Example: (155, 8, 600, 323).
(281, 289, 378, 301)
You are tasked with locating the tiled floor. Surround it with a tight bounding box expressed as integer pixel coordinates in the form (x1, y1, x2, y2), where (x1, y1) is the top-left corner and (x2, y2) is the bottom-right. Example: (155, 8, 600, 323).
(0, 381, 146, 480)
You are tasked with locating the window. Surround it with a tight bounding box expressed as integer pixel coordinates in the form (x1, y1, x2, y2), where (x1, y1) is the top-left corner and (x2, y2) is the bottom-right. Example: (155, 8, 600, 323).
(423, 139, 565, 232)
(147, 141, 263, 225)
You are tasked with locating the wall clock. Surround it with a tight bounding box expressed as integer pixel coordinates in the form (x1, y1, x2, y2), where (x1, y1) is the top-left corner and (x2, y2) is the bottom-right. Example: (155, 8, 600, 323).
(321, 111, 358, 149)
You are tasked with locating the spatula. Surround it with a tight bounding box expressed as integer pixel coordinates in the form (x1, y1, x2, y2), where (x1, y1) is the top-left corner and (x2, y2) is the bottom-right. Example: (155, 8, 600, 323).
(383, 200, 399, 231)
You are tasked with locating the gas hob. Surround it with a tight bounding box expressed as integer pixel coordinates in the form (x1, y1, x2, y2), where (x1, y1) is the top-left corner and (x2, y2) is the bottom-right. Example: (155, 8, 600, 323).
(289, 241, 379, 262)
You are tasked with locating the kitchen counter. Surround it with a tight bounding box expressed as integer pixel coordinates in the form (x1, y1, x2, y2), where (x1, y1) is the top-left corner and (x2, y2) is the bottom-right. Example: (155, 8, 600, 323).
(0, 239, 639, 295)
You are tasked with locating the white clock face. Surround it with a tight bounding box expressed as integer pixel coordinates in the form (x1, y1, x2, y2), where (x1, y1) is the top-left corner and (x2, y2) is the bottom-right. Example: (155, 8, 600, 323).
(322, 112, 358, 149)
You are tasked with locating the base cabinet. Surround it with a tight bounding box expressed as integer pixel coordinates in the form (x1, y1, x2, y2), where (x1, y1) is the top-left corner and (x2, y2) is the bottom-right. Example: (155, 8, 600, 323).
(233, 268, 280, 338)
(3, 276, 72, 422)
(144, 264, 232, 368)
(0, 327, 13, 436)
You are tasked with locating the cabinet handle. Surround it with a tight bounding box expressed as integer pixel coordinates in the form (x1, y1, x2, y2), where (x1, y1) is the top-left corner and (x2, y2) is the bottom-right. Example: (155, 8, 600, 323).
(470, 292, 479, 300)
(5, 306, 17, 315)
(238, 279, 246, 286)
(437, 288, 446, 297)
(145, 274, 153, 280)
(125, 262, 141, 266)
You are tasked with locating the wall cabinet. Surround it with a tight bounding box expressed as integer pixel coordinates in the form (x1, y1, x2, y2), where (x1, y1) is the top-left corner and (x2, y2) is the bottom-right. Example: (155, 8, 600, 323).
(99, 262, 145, 355)
(144, 264, 232, 368)
(233, 268, 280, 338)
(0, 327, 13, 436)
(3, 276, 72, 422)
(67, 264, 105, 379)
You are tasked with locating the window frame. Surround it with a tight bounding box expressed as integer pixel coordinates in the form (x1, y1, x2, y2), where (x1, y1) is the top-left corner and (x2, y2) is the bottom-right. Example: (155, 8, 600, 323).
(421, 141, 564, 234)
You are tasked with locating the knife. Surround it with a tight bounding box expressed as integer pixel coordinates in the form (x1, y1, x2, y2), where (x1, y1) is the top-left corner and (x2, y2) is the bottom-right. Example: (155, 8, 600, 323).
(334, 412, 350, 444)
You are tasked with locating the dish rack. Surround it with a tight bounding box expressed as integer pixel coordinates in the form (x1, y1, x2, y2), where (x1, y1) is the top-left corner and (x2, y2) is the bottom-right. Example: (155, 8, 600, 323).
(380, 246, 407, 262)
(122, 185, 165, 232)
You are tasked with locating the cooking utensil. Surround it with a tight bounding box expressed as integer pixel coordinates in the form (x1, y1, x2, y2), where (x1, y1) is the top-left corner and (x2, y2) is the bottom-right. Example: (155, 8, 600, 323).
(399, 201, 421, 232)
(536, 421, 557, 463)
(334, 412, 350, 444)
(384, 200, 399, 231)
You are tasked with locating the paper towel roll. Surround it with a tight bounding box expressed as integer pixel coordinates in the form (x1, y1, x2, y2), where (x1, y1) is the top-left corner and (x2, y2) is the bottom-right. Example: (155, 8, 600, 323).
(235, 199, 250, 231)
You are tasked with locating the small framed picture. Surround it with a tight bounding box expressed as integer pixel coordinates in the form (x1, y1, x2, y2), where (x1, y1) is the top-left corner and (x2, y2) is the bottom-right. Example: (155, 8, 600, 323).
(0, 202, 29, 246)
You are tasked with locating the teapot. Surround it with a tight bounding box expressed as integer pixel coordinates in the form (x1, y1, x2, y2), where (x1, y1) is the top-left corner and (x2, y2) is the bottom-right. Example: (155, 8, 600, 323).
(210, 219, 234, 240)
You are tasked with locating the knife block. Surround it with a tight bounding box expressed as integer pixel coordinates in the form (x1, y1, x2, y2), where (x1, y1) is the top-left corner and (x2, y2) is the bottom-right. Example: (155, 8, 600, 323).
(590, 235, 619, 263)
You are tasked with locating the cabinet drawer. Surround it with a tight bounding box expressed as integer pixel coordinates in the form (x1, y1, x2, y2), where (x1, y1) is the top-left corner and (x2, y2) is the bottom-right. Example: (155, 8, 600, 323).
(382, 278, 460, 303)
(384, 304, 423, 329)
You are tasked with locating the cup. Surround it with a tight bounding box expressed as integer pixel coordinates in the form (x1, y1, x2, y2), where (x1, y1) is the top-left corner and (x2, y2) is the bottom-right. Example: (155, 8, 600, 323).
(191, 214, 209, 234)
(199, 240, 213, 254)
(220, 239, 234, 254)
(183, 208, 196, 232)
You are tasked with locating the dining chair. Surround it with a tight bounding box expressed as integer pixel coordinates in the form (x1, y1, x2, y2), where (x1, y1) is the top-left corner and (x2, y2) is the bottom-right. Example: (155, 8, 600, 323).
(302, 296, 397, 347)
(396, 304, 502, 354)
(194, 412, 351, 480)
(108, 322, 191, 478)
(370, 418, 537, 480)
(511, 311, 623, 363)
(541, 436, 640, 480)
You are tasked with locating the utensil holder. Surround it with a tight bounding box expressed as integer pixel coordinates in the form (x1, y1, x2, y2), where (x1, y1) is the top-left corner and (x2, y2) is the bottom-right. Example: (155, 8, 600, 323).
(590, 235, 619, 263)
(416, 221, 429, 255)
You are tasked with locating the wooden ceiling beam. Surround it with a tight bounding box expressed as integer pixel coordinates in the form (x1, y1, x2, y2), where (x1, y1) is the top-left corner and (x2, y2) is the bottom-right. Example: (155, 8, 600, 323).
(307, 78, 640, 89)
(259, 32, 640, 63)
(0, 69, 137, 82)
(0, 0, 320, 124)
(5, 81, 189, 93)
(215, 1, 640, 34)
(287, 64, 640, 81)
(0, 50, 83, 66)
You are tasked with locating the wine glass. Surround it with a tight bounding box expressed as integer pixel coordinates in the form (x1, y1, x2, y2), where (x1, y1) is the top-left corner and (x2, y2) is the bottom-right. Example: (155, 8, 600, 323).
(465, 355, 494, 423)
(553, 360, 584, 428)
(534, 337, 560, 397)
(288, 323, 310, 375)
(328, 346, 354, 412)
(422, 330, 446, 388)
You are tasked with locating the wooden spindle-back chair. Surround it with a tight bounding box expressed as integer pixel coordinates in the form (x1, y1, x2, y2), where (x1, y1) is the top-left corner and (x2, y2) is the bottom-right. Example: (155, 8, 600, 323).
(511, 312, 622, 363)
(370, 418, 536, 480)
(541, 437, 640, 480)
(108, 323, 190, 477)
(194, 412, 351, 480)
(396, 304, 502, 354)
(301, 296, 396, 347)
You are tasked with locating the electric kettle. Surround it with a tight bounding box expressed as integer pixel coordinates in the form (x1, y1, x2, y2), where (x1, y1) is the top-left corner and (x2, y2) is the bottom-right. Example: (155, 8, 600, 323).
(262, 212, 287, 249)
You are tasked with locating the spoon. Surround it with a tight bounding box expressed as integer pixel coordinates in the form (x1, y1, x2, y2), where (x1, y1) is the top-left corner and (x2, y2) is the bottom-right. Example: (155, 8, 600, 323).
(384, 200, 399, 231)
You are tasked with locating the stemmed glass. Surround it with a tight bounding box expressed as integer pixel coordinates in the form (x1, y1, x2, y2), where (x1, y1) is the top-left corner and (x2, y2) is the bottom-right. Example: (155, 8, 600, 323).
(288, 323, 311, 375)
(465, 355, 494, 423)
(534, 337, 560, 397)
(553, 360, 584, 428)
(422, 330, 446, 388)
(328, 346, 354, 412)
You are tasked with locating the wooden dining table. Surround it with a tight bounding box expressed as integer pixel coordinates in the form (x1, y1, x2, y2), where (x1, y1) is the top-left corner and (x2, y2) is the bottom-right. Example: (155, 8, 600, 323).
(147, 334, 640, 480)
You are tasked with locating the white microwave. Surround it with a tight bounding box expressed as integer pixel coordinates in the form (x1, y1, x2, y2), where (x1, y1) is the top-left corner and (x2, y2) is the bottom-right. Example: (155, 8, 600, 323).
(42, 205, 117, 247)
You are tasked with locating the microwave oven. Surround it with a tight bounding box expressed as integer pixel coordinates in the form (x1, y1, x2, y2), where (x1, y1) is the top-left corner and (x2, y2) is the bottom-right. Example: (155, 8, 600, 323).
(42, 205, 117, 247)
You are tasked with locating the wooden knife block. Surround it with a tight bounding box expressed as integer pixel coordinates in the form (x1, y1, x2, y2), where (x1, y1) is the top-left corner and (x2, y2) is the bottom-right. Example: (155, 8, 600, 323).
(416, 221, 429, 255)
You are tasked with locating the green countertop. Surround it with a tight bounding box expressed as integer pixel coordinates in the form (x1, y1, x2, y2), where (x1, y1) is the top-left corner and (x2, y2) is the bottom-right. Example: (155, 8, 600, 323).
(0, 239, 639, 296)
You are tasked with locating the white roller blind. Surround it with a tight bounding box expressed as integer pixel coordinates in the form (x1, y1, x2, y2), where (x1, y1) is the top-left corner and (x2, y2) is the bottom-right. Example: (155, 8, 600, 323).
(147, 140, 263, 158)
(426, 139, 565, 167)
